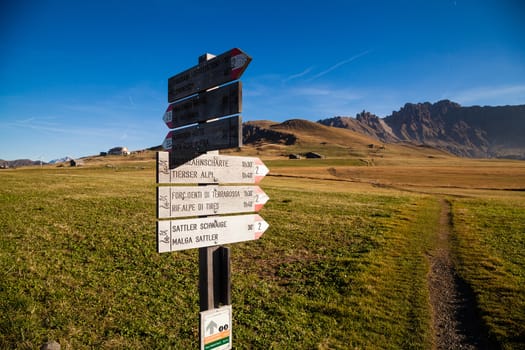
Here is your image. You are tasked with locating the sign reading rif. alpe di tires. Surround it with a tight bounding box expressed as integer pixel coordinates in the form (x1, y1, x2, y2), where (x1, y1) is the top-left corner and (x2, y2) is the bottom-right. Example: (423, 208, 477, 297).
(157, 185, 269, 218)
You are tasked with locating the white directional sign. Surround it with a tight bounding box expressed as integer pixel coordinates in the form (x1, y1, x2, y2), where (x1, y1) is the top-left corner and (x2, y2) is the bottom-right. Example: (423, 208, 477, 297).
(157, 214, 269, 253)
(157, 152, 269, 184)
(200, 305, 232, 350)
(157, 185, 269, 218)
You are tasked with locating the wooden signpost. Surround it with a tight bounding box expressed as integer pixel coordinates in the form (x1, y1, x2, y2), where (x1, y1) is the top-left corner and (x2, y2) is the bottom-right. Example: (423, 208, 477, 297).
(157, 185, 269, 218)
(168, 48, 251, 102)
(162, 116, 242, 162)
(156, 48, 268, 350)
(163, 81, 242, 129)
(157, 152, 269, 184)
(157, 214, 269, 253)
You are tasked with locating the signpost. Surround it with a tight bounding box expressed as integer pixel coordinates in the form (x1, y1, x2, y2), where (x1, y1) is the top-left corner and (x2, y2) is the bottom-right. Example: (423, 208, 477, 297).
(157, 214, 269, 253)
(163, 81, 242, 129)
(157, 185, 269, 218)
(200, 305, 232, 350)
(162, 116, 242, 161)
(157, 151, 269, 184)
(157, 48, 267, 349)
(168, 48, 251, 102)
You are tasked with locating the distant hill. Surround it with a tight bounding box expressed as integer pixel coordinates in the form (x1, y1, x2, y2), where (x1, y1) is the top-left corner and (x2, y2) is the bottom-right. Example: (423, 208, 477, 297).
(0, 159, 45, 168)
(318, 100, 525, 159)
(241, 118, 453, 161)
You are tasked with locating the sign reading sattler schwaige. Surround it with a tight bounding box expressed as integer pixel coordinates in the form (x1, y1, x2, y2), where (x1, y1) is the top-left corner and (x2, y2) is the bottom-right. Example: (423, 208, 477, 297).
(156, 152, 269, 184)
(157, 214, 269, 253)
(157, 185, 268, 218)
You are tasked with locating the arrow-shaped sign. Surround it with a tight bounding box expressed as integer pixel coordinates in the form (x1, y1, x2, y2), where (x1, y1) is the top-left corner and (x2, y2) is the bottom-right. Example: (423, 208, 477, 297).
(162, 116, 242, 163)
(157, 152, 269, 184)
(157, 185, 269, 219)
(157, 214, 269, 253)
(168, 48, 251, 103)
(163, 81, 242, 129)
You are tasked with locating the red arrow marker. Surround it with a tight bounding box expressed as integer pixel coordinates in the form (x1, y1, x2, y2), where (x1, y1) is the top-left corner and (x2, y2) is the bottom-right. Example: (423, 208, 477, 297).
(168, 48, 252, 102)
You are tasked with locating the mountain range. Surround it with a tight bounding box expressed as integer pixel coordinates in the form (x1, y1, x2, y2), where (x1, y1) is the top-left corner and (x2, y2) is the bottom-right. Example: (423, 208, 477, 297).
(2, 101, 524, 166)
(317, 100, 525, 159)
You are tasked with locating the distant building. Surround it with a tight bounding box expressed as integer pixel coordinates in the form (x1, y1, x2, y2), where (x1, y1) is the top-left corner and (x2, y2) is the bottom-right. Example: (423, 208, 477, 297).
(70, 159, 84, 167)
(108, 147, 130, 156)
(305, 152, 324, 159)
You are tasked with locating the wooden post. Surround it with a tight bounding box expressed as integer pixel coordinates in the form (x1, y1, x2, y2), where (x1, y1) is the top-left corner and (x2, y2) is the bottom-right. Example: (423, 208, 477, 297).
(199, 246, 217, 311)
(214, 246, 231, 306)
(199, 246, 231, 311)
(198, 52, 231, 313)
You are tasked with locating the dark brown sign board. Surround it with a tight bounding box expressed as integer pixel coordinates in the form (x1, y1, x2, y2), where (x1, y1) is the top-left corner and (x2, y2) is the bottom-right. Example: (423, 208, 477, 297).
(168, 48, 251, 103)
(163, 81, 242, 129)
(162, 116, 242, 167)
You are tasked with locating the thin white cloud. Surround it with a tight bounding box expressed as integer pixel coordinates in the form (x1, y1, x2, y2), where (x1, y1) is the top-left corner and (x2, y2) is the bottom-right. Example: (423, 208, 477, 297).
(244, 80, 365, 120)
(283, 66, 314, 82)
(7, 118, 118, 137)
(310, 50, 371, 80)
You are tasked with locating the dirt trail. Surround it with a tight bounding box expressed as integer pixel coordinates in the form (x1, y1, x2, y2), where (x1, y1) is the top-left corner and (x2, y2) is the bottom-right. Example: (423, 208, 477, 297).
(428, 199, 495, 349)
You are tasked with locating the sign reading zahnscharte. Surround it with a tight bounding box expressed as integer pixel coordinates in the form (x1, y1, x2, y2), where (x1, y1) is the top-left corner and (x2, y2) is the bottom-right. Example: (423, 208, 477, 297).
(157, 185, 269, 218)
(157, 214, 269, 253)
(157, 152, 269, 184)
(163, 81, 242, 129)
(168, 48, 251, 103)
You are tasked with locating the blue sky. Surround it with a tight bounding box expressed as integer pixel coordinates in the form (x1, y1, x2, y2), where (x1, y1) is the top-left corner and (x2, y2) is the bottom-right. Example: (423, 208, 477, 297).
(1, 0, 524, 161)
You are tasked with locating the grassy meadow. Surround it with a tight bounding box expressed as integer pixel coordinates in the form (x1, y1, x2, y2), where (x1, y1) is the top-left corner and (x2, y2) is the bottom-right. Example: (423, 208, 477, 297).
(1, 152, 524, 349)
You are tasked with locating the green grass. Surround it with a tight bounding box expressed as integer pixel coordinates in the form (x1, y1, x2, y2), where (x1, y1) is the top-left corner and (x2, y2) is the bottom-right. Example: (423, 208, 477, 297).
(221, 183, 439, 349)
(451, 197, 525, 349)
(1, 162, 524, 349)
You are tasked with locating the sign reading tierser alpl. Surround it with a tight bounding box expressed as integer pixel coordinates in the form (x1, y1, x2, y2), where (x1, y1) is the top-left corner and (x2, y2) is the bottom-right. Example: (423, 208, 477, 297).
(157, 152, 269, 185)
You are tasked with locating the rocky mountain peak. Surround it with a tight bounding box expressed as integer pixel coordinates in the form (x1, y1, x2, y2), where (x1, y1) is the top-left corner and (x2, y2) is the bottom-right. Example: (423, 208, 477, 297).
(318, 101, 525, 159)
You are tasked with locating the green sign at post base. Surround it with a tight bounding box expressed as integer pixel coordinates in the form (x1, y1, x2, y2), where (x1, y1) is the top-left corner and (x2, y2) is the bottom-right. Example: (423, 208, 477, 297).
(200, 305, 232, 350)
